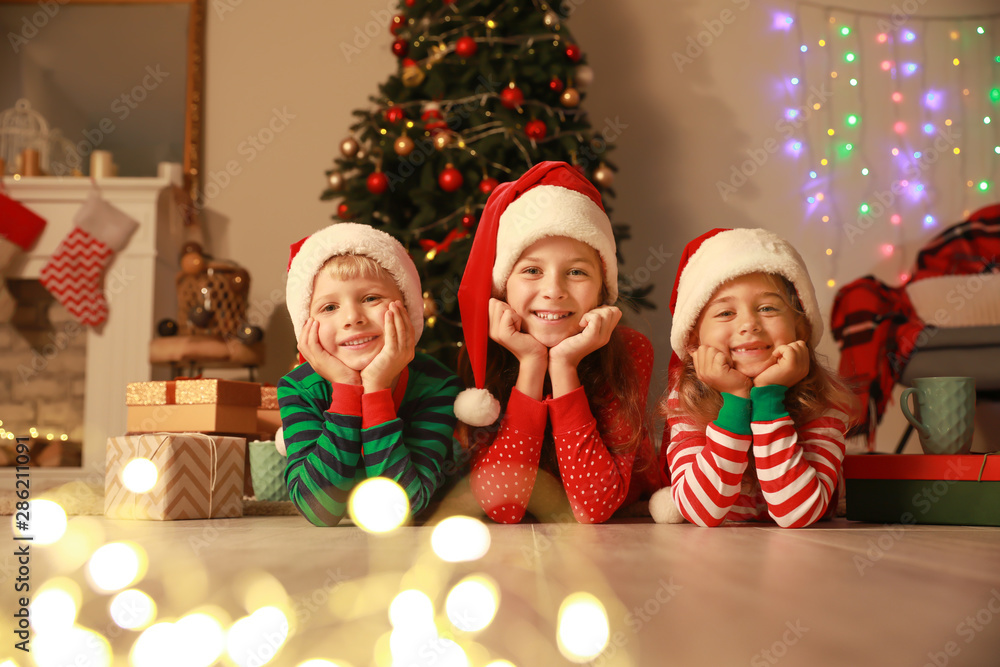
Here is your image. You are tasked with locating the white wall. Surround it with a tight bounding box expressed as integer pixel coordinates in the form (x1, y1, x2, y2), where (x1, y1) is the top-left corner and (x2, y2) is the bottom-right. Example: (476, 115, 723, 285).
(203, 0, 1000, 452)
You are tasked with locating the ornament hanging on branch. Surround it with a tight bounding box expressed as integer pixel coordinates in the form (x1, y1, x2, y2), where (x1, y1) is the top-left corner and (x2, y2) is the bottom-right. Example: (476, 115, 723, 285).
(439, 164, 463, 192)
(565, 44, 582, 62)
(385, 107, 406, 124)
(401, 59, 425, 87)
(479, 177, 499, 194)
(340, 137, 360, 158)
(525, 119, 547, 140)
(367, 171, 389, 194)
(500, 85, 524, 109)
(560, 88, 580, 108)
(455, 36, 477, 58)
(593, 163, 614, 187)
(327, 172, 345, 191)
(394, 136, 415, 156)
(392, 38, 409, 58)
(337, 202, 350, 219)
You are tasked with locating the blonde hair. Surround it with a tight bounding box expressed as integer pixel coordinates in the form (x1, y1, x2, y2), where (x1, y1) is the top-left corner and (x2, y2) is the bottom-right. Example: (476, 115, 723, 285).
(319, 253, 395, 285)
(661, 273, 860, 430)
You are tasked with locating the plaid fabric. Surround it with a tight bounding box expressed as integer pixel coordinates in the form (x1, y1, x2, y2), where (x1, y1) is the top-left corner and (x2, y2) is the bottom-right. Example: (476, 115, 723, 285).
(831, 277, 924, 443)
(831, 203, 1000, 445)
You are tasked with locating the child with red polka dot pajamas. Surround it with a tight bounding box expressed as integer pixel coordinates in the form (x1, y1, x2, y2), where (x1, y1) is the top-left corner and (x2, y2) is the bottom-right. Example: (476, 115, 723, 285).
(454, 161, 660, 524)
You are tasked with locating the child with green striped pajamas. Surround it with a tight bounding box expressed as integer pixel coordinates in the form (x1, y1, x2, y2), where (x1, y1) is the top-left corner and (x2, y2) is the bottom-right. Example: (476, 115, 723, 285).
(279, 223, 461, 526)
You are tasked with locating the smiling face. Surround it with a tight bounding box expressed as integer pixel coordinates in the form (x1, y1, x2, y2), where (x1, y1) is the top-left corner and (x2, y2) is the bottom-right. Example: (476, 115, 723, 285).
(309, 256, 403, 372)
(503, 236, 605, 348)
(693, 273, 803, 378)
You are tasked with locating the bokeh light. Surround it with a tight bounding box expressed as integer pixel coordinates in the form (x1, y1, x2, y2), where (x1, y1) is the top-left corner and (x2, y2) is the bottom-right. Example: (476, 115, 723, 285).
(122, 458, 159, 493)
(227, 606, 289, 667)
(389, 589, 436, 628)
(110, 589, 157, 630)
(348, 478, 409, 533)
(557, 593, 610, 662)
(30, 588, 77, 634)
(87, 542, 146, 592)
(33, 626, 111, 667)
(298, 661, 354, 667)
(12, 499, 67, 545)
(446, 576, 499, 632)
(431, 516, 491, 562)
(132, 615, 225, 667)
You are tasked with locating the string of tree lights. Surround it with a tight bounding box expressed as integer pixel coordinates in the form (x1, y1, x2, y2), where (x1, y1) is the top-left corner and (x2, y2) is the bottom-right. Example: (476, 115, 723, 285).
(322, 0, 653, 363)
(778, 3, 999, 288)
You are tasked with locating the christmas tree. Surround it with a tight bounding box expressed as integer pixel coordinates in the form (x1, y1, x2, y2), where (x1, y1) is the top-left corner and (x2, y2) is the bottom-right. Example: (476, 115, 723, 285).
(323, 0, 653, 363)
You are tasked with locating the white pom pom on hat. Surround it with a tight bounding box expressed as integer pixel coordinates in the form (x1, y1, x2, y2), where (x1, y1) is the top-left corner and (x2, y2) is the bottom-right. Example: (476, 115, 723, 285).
(455, 161, 617, 427)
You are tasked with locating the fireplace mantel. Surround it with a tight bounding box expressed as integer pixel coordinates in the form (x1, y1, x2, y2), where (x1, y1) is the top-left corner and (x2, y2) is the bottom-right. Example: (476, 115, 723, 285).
(2, 165, 183, 491)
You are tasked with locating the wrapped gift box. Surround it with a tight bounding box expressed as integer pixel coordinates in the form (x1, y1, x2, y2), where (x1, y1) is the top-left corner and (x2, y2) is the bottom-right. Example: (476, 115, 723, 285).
(105, 434, 245, 520)
(125, 379, 261, 435)
(844, 454, 1000, 526)
(257, 385, 281, 440)
(248, 440, 289, 502)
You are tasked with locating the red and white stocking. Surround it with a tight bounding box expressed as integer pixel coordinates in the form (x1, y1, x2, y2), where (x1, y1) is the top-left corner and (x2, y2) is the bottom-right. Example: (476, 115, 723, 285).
(40, 190, 138, 327)
(0, 193, 48, 322)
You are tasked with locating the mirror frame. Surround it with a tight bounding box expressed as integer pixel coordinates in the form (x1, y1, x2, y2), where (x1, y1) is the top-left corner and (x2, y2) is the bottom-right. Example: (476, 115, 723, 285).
(1, 0, 206, 196)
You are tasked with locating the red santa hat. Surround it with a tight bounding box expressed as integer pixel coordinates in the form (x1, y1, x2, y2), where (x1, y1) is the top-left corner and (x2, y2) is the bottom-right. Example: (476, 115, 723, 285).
(668, 228, 823, 376)
(285, 222, 424, 344)
(455, 161, 618, 426)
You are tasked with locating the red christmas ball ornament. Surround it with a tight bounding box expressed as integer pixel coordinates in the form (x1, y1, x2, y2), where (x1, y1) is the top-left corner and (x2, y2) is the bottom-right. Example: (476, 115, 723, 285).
(456, 36, 478, 58)
(500, 86, 524, 109)
(392, 39, 409, 58)
(337, 202, 350, 219)
(549, 77, 564, 93)
(479, 177, 499, 194)
(390, 14, 406, 35)
(405, 0, 415, 5)
(366, 172, 389, 195)
(385, 107, 406, 123)
(565, 43, 582, 62)
(525, 119, 547, 140)
(438, 165, 463, 192)
(461, 213, 476, 228)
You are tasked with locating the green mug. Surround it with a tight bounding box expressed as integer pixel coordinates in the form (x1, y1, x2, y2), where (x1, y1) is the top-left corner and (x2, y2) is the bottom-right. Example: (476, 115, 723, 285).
(900, 377, 976, 455)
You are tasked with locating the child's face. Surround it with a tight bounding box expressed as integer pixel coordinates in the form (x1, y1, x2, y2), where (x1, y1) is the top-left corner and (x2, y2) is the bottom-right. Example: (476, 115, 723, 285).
(309, 269, 404, 372)
(504, 236, 604, 348)
(694, 273, 801, 379)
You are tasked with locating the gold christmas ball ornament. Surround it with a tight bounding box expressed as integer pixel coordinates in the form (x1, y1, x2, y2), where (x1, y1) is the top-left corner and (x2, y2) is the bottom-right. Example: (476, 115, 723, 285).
(181, 251, 206, 275)
(432, 132, 452, 151)
(423, 292, 438, 318)
(560, 88, 581, 108)
(230, 269, 250, 293)
(402, 64, 426, 87)
(575, 64, 595, 88)
(394, 136, 415, 156)
(355, 149, 367, 161)
(327, 171, 345, 191)
(593, 164, 614, 187)
(340, 137, 360, 158)
(543, 10, 560, 27)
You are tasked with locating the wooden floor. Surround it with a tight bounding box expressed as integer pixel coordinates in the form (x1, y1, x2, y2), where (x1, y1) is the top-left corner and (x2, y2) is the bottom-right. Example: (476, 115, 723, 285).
(20, 515, 1000, 667)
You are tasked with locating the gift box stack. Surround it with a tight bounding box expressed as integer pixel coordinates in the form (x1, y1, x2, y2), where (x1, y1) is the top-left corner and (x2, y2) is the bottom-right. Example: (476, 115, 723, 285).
(105, 379, 261, 520)
(844, 454, 1000, 526)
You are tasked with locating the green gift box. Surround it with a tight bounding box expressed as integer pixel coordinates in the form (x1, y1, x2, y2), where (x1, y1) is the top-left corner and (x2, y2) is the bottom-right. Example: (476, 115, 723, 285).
(248, 440, 289, 502)
(844, 454, 1000, 527)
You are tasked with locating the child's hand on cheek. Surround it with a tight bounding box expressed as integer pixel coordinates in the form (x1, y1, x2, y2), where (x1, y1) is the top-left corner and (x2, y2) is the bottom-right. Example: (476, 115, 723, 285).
(488, 298, 547, 364)
(298, 318, 361, 386)
(692, 345, 752, 398)
(753, 340, 810, 388)
(549, 305, 621, 368)
(361, 301, 415, 393)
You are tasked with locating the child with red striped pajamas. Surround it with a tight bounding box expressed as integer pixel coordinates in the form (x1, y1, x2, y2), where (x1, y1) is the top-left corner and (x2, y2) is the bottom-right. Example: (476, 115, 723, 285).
(649, 228, 858, 528)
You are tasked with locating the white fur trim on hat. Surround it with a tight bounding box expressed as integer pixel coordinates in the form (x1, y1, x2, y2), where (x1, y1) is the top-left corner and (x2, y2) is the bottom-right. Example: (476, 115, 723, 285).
(286, 223, 423, 344)
(492, 185, 618, 303)
(453, 387, 501, 427)
(670, 228, 823, 358)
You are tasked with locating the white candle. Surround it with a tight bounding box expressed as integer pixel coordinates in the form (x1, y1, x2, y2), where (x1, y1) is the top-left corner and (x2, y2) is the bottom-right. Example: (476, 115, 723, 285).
(90, 150, 113, 178)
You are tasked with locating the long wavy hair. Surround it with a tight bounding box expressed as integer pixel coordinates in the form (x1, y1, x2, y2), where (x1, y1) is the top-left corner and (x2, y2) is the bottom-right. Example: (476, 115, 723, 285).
(457, 296, 649, 473)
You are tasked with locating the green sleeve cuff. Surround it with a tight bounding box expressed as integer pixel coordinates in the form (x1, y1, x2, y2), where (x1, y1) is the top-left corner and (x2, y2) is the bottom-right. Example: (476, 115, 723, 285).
(750, 384, 790, 422)
(715, 393, 752, 435)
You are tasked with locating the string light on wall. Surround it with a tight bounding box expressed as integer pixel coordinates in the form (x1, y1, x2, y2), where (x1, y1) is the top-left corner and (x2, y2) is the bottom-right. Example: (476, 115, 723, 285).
(782, 3, 1000, 289)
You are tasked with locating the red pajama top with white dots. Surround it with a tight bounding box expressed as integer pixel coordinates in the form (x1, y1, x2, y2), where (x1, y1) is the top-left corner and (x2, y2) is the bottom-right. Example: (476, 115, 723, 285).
(661, 385, 850, 528)
(470, 327, 660, 524)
